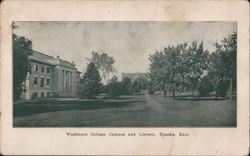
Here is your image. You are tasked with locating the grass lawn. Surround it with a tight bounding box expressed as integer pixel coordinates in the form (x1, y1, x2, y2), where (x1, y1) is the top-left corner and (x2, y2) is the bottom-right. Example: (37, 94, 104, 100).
(14, 94, 236, 127)
(149, 94, 236, 127)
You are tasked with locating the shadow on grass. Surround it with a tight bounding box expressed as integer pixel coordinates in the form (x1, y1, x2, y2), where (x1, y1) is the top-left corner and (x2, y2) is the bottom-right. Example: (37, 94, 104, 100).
(176, 97, 228, 101)
(165, 96, 236, 101)
(14, 100, 136, 117)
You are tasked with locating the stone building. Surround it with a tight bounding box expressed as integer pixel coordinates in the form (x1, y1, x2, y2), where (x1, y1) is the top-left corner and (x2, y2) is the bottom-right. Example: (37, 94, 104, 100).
(22, 50, 81, 100)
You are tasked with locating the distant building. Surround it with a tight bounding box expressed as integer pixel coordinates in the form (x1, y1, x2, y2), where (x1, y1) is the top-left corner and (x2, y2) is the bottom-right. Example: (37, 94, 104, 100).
(122, 72, 148, 81)
(22, 50, 81, 100)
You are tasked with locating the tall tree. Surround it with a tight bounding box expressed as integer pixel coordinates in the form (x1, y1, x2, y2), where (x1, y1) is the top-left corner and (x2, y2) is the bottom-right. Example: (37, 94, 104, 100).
(208, 49, 225, 98)
(149, 51, 168, 97)
(221, 32, 237, 101)
(208, 32, 237, 100)
(149, 43, 187, 99)
(87, 51, 116, 83)
(149, 42, 209, 99)
(79, 62, 102, 98)
(13, 31, 33, 101)
(183, 41, 209, 96)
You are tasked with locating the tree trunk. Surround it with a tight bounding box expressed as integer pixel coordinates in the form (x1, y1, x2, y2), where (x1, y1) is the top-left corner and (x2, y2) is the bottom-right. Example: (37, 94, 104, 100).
(229, 77, 233, 101)
(173, 90, 175, 100)
(163, 82, 167, 97)
(215, 88, 218, 99)
(172, 85, 175, 100)
(164, 90, 167, 97)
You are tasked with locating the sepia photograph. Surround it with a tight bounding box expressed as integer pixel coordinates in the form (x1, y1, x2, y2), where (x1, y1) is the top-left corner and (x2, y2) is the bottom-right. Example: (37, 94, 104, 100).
(1, 0, 249, 155)
(13, 21, 237, 127)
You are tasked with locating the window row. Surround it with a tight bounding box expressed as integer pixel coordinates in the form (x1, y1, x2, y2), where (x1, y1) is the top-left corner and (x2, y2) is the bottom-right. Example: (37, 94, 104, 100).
(31, 92, 58, 99)
(33, 64, 50, 73)
(33, 76, 50, 87)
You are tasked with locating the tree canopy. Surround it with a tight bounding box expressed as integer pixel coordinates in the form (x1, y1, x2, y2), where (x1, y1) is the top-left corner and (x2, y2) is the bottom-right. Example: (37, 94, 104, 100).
(149, 41, 210, 99)
(79, 62, 102, 98)
(208, 32, 237, 99)
(86, 51, 116, 82)
(13, 32, 33, 101)
(148, 32, 236, 100)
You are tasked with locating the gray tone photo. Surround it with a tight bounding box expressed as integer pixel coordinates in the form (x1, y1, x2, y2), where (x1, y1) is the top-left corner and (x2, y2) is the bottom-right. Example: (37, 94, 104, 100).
(13, 21, 237, 127)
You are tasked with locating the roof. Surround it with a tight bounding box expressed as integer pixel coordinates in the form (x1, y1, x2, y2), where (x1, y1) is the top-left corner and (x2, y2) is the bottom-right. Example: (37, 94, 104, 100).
(122, 72, 148, 80)
(58, 59, 76, 69)
(30, 50, 76, 69)
(30, 50, 57, 65)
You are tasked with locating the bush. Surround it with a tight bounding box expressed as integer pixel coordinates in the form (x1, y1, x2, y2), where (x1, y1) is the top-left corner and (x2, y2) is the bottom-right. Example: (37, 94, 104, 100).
(106, 75, 120, 97)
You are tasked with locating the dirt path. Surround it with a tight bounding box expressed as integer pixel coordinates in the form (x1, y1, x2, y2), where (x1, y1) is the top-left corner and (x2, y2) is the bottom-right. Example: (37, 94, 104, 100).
(143, 90, 165, 113)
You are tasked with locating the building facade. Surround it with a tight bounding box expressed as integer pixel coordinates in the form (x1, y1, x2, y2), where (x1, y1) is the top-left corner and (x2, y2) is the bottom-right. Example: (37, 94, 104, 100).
(22, 50, 81, 100)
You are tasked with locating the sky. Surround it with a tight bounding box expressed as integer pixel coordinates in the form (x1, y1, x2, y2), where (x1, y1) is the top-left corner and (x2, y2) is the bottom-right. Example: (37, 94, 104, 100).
(14, 21, 236, 79)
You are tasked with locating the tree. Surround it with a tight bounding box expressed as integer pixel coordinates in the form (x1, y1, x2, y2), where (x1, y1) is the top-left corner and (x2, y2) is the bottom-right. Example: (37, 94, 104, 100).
(207, 50, 225, 98)
(87, 51, 116, 83)
(221, 32, 237, 101)
(198, 75, 213, 97)
(106, 75, 120, 97)
(132, 80, 142, 94)
(147, 72, 163, 94)
(132, 77, 148, 94)
(149, 41, 209, 99)
(149, 43, 187, 99)
(149, 51, 168, 97)
(208, 32, 237, 100)
(13, 32, 33, 101)
(183, 41, 209, 96)
(120, 77, 133, 95)
(79, 62, 102, 98)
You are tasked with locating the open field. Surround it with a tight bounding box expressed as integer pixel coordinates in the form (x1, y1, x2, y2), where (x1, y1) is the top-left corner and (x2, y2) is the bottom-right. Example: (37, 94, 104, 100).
(14, 93, 236, 127)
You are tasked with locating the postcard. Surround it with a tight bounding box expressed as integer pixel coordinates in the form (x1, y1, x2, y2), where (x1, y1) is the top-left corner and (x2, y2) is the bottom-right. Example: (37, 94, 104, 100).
(0, 0, 249, 155)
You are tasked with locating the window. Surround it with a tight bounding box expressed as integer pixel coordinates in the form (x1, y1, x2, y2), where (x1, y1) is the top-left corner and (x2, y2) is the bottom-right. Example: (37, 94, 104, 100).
(41, 66, 45, 72)
(40, 77, 44, 87)
(47, 67, 50, 73)
(31, 92, 38, 99)
(41, 92, 44, 98)
(46, 78, 50, 86)
(47, 92, 50, 97)
(34, 64, 38, 71)
(34, 76, 38, 85)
